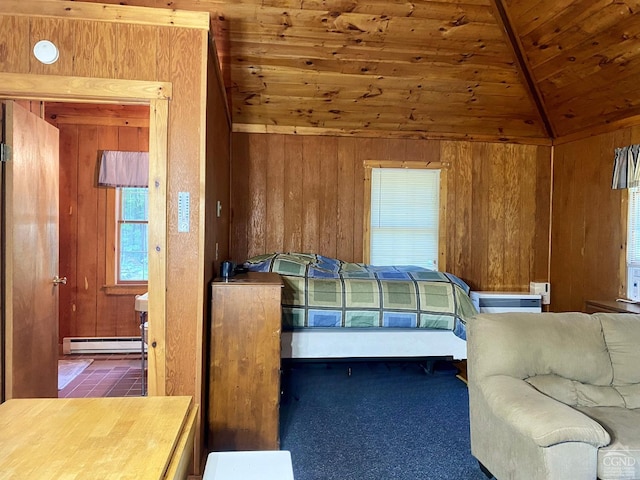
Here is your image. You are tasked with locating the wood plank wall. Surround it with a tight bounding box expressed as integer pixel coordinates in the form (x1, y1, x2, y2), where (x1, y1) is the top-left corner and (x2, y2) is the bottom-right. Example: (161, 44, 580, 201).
(551, 128, 640, 312)
(204, 35, 232, 300)
(50, 110, 149, 342)
(231, 133, 551, 291)
(0, 5, 228, 470)
(202, 37, 232, 456)
(0, 9, 208, 397)
(1, 6, 200, 388)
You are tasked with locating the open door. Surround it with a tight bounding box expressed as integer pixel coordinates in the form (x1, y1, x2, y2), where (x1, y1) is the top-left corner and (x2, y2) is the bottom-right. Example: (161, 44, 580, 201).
(2, 101, 60, 400)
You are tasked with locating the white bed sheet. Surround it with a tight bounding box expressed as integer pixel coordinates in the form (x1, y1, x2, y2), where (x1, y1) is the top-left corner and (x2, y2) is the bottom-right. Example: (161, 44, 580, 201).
(281, 328, 467, 360)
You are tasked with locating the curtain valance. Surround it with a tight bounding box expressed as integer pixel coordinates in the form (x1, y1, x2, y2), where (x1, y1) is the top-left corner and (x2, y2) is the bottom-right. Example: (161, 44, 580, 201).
(98, 151, 149, 188)
(612, 144, 640, 189)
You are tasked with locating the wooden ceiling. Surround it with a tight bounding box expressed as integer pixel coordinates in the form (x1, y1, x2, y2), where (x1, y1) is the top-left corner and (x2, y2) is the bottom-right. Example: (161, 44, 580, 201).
(504, 0, 640, 141)
(79, 0, 640, 142)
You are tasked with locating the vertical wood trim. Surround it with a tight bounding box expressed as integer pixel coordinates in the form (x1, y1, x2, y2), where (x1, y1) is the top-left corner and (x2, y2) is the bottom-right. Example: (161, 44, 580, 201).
(0, 103, 4, 401)
(4, 101, 15, 400)
(439, 168, 448, 272)
(362, 164, 372, 263)
(104, 178, 117, 285)
(147, 97, 168, 397)
(547, 145, 555, 285)
(194, 28, 208, 466)
(620, 188, 629, 298)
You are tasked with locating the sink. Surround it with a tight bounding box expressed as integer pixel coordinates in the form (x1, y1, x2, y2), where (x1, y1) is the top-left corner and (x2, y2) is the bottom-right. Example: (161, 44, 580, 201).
(135, 292, 148, 312)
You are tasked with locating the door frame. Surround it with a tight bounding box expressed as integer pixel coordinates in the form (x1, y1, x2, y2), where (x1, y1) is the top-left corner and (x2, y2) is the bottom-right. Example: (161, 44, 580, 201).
(0, 72, 170, 396)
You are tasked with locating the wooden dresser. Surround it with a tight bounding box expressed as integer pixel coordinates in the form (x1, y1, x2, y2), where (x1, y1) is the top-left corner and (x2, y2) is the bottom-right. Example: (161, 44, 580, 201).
(584, 299, 640, 314)
(208, 272, 283, 451)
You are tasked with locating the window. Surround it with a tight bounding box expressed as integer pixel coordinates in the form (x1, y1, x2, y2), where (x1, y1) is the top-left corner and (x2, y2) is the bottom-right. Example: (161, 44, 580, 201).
(627, 187, 640, 300)
(364, 162, 446, 269)
(116, 187, 149, 283)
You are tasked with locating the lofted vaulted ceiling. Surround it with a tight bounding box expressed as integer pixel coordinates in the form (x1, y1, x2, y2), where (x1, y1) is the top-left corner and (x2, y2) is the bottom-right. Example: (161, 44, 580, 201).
(209, 0, 640, 142)
(85, 0, 640, 142)
(504, 0, 640, 140)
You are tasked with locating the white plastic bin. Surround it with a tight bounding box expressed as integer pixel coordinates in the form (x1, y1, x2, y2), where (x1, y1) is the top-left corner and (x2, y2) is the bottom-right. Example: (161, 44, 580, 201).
(203, 451, 294, 480)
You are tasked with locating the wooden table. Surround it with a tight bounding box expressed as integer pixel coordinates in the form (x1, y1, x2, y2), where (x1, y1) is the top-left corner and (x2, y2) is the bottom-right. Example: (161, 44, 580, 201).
(0, 396, 197, 479)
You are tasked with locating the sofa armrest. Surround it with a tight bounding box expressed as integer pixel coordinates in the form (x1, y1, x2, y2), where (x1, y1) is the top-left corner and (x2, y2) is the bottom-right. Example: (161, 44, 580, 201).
(478, 375, 611, 448)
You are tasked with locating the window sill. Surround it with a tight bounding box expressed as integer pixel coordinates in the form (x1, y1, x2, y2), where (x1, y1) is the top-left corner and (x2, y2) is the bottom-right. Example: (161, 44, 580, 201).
(103, 284, 148, 296)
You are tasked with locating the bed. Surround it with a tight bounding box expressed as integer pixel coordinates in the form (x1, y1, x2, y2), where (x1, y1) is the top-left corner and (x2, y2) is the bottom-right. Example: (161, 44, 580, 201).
(244, 253, 477, 361)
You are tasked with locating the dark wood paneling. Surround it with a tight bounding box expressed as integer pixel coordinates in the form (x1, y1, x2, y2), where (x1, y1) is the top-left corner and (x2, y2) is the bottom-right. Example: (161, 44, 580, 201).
(336, 136, 357, 261)
(551, 128, 638, 312)
(203, 36, 232, 456)
(75, 124, 100, 337)
(265, 135, 285, 254)
(231, 133, 551, 291)
(282, 135, 304, 254)
(1, 6, 229, 469)
(95, 125, 118, 339)
(58, 125, 79, 342)
(54, 110, 149, 342)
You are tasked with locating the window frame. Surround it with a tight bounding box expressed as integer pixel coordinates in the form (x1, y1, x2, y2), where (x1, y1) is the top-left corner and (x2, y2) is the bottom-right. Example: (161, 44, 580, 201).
(625, 187, 640, 300)
(105, 187, 149, 292)
(363, 160, 448, 270)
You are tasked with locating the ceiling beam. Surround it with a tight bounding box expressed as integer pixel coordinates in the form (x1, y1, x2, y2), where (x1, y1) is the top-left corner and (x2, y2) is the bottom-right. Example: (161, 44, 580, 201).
(233, 123, 553, 146)
(489, 0, 556, 139)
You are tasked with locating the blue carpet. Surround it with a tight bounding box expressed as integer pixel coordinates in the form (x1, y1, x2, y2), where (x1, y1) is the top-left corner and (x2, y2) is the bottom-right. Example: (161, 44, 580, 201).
(280, 360, 488, 480)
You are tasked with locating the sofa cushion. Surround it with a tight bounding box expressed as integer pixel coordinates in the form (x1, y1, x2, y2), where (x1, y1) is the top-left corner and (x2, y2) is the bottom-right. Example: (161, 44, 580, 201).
(577, 406, 640, 480)
(615, 384, 640, 409)
(526, 374, 625, 408)
(469, 313, 613, 385)
(597, 313, 640, 386)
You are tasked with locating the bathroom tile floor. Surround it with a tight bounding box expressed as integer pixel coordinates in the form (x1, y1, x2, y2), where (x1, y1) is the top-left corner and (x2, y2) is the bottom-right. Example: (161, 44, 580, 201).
(58, 353, 146, 398)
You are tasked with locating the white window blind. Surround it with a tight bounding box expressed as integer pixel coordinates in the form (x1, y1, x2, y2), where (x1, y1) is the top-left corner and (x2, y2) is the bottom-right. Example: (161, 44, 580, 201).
(627, 187, 640, 300)
(370, 168, 440, 269)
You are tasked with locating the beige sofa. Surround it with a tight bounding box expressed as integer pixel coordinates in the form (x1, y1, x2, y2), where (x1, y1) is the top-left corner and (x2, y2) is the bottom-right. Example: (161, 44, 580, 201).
(468, 312, 640, 480)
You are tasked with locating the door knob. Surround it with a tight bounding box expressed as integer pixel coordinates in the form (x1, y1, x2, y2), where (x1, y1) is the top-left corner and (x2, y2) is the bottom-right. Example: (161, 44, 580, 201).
(52, 275, 67, 285)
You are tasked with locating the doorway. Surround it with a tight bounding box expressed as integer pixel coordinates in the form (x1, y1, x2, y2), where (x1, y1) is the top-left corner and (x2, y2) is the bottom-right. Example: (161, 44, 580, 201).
(0, 72, 170, 397)
(46, 101, 150, 398)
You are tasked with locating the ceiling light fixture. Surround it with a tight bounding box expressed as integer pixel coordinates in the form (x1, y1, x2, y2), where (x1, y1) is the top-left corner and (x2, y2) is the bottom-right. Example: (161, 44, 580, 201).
(33, 40, 59, 65)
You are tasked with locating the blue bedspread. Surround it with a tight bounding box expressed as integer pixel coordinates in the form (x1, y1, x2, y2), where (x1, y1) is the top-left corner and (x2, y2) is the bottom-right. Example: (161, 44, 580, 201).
(245, 253, 477, 340)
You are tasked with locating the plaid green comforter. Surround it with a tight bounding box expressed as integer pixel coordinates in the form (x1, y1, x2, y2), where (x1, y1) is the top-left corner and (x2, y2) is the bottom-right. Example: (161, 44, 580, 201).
(245, 253, 476, 340)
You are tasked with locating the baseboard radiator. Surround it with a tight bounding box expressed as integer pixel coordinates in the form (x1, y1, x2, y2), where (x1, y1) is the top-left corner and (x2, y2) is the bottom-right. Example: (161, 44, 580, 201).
(62, 336, 144, 354)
